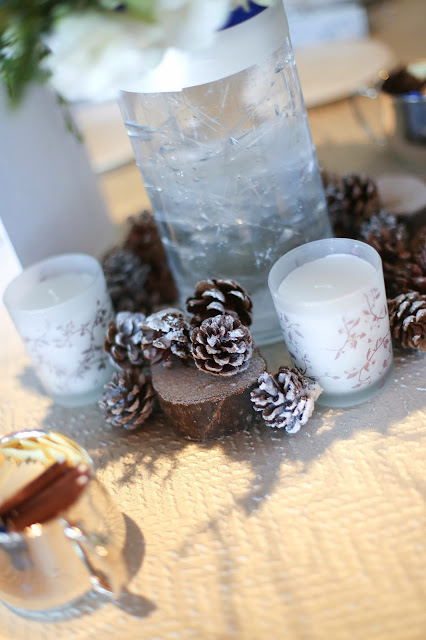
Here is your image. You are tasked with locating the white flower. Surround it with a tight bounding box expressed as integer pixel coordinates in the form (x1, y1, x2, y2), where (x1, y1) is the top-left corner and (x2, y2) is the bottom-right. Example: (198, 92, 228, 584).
(45, 1, 233, 102)
(45, 12, 159, 103)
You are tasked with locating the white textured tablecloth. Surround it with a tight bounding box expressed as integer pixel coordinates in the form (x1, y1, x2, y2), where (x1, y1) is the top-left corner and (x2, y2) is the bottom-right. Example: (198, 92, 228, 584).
(0, 307, 425, 640)
(1, 2, 425, 636)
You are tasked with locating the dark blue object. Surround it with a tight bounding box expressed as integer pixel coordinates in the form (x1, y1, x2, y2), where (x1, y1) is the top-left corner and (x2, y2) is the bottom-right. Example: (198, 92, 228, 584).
(400, 97, 426, 144)
(221, 1, 267, 30)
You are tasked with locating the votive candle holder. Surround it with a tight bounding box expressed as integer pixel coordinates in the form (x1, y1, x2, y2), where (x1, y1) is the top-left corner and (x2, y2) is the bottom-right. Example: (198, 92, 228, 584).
(268, 238, 393, 407)
(3, 253, 114, 407)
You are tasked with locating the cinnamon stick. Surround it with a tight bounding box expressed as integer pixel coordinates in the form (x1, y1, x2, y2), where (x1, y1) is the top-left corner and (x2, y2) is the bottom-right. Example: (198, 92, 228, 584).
(0, 460, 68, 519)
(5, 464, 90, 531)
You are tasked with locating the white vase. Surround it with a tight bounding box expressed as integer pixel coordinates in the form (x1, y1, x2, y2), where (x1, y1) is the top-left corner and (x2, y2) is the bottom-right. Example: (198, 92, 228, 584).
(0, 84, 115, 269)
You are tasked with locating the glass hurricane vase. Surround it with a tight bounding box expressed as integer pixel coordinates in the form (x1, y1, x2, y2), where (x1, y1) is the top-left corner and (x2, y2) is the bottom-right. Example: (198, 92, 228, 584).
(119, 1, 332, 345)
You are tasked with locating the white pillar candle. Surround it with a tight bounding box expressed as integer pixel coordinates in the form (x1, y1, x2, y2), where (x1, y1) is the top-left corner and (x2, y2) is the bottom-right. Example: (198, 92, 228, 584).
(3, 254, 114, 407)
(269, 239, 393, 407)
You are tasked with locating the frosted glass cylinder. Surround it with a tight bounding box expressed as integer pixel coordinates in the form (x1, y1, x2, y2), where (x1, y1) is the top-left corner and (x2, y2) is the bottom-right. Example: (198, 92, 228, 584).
(119, 1, 331, 345)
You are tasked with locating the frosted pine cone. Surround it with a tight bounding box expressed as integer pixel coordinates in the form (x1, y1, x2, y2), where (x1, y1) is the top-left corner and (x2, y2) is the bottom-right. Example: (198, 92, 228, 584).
(191, 314, 253, 377)
(388, 292, 426, 351)
(324, 173, 380, 237)
(402, 227, 426, 295)
(146, 263, 179, 308)
(385, 261, 426, 298)
(359, 212, 410, 262)
(124, 210, 166, 268)
(140, 309, 191, 367)
(251, 367, 322, 433)
(99, 369, 155, 430)
(359, 212, 414, 297)
(102, 248, 149, 313)
(411, 226, 426, 273)
(123, 211, 178, 305)
(186, 279, 252, 327)
(104, 312, 145, 370)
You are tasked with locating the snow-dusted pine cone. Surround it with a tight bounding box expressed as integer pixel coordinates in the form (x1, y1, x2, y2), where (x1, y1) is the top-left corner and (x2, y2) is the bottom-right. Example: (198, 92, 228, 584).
(358, 212, 410, 262)
(186, 279, 253, 327)
(104, 312, 145, 370)
(102, 248, 149, 313)
(140, 309, 191, 367)
(358, 212, 414, 297)
(384, 261, 426, 298)
(411, 226, 426, 273)
(124, 210, 166, 268)
(388, 291, 426, 351)
(123, 211, 178, 305)
(324, 173, 380, 237)
(145, 264, 179, 309)
(250, 367, 322, 433)
(99, 369, 155, 430)
(190, 314, 253, 376)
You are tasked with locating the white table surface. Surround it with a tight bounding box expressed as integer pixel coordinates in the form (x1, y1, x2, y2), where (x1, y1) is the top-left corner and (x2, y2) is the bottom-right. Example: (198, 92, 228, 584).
(0, 309, 425, 640)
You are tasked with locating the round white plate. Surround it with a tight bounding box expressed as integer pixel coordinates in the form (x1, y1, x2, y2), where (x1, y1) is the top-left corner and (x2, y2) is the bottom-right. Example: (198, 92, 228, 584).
(376, 173, 426, 216)
(295, 38, 395, 108)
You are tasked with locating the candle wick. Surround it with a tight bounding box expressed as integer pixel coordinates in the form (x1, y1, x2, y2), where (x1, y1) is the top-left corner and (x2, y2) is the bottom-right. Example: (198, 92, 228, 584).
(47, 287, 62, 304)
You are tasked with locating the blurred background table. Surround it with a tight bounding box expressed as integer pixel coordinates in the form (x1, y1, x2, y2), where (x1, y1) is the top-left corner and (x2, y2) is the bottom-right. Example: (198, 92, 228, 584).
(0, 1, 425, 639)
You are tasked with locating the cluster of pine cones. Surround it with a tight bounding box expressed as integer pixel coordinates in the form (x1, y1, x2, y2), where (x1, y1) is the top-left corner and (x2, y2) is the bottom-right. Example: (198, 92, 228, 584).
(100, 278, 255, 429)
(98, 174, 425, 433)
(322, 171, 426, 352)
(99, 277, 323, 435)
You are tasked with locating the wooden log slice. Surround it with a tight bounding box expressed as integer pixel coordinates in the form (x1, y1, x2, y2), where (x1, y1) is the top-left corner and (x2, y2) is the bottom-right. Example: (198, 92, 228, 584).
(151, 350, 266, 441)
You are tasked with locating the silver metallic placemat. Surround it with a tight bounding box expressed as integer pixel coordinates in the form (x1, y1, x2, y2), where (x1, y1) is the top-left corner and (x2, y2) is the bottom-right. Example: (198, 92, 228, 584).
(0, 312, 425, 639)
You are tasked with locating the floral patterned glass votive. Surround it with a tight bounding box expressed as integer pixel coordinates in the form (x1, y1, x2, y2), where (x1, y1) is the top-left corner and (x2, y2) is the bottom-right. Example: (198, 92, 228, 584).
(268, 238, 393, 408)
(3, 253, 114, 407)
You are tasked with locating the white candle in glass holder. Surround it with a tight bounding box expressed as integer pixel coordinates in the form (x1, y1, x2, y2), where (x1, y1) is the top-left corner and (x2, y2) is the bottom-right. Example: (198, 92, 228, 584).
(3, 254, 114, 407)
(269, 239, 393, 407)
(19, 273, 95, 309)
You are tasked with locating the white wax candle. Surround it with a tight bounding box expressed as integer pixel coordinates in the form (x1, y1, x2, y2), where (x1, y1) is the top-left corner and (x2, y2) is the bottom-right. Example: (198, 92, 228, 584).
(278, 254, 376, 304)
(18, 273, 94, 310)
(276, 253, 392, 397)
